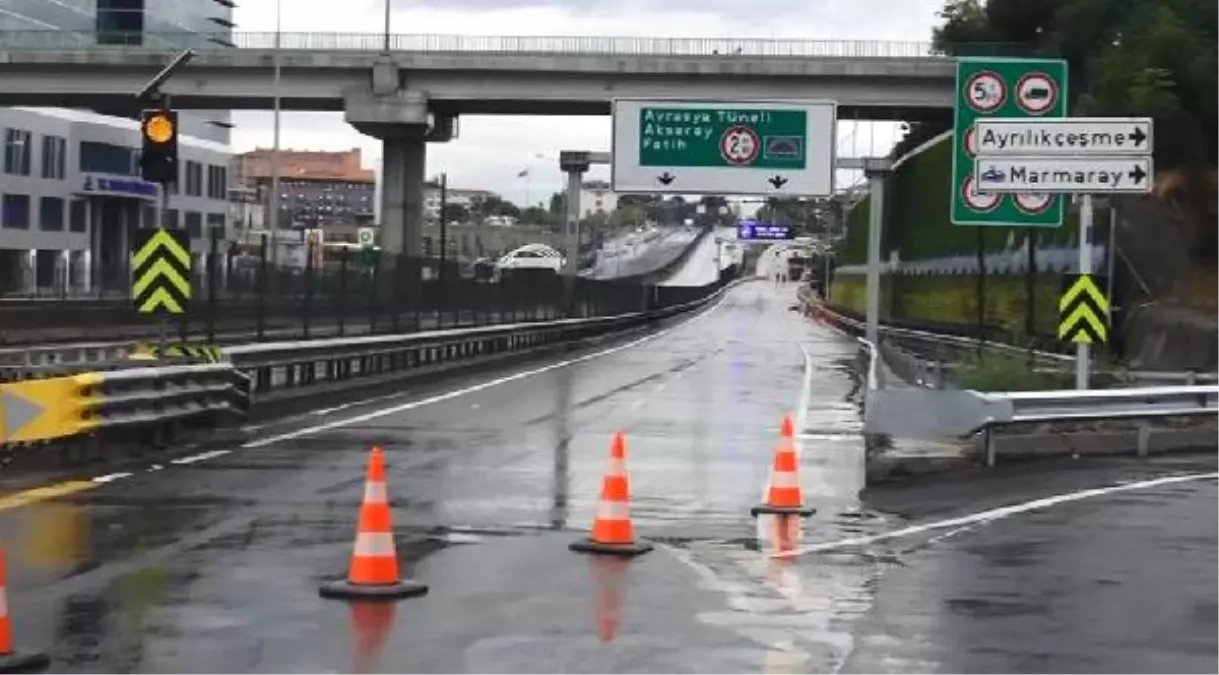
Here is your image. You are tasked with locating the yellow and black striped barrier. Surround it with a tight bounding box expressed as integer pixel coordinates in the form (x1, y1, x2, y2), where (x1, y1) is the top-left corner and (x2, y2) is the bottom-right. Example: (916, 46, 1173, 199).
(128, 343, 225, 363)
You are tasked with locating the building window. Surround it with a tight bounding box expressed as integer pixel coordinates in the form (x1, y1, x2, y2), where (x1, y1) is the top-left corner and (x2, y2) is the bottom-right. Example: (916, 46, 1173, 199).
(206, 165, 227, 200)
(39, 197, 64, 231)
(185, 211, 202, 239)
(1, 194, 30, 229)
(96, 0, 144, 45)
(166, 209, 180, 230)
(206, 213, 226, 240)
(185, 161, 203, 196)
(80, 141, 135, 175)
(69, 200, 87, 233)
(40, 135, 66, 180)
(4, 129, 32, 176)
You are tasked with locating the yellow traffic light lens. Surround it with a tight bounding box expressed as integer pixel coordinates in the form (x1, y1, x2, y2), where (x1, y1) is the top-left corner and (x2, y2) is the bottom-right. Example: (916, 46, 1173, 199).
(144, 114, 175, 143)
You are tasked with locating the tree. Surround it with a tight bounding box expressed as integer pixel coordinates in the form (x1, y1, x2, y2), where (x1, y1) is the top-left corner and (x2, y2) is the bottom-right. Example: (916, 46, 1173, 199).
(924, 0, 1217, 264)
(440, 203, 468, 224)
(612, 204, 646, 228)
(520, 205, 555, 228)
(929, 0, 1216, 166)
(548, 192, 566, 217)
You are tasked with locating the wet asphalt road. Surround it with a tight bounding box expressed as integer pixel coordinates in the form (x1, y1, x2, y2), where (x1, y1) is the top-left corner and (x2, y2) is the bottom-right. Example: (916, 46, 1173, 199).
(0, 280, 1215, 673)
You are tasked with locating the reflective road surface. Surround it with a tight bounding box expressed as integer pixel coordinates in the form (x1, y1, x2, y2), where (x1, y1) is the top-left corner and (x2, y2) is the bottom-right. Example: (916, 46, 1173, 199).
(0, 280, 1214, 673)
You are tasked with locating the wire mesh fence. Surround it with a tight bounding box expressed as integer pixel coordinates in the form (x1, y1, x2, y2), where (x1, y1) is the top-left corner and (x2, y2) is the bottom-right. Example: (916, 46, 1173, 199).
(0, 232, 736, 346)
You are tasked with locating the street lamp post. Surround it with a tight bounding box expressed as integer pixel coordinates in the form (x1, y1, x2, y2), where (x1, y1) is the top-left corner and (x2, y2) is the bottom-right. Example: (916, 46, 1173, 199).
(268, 0, 283, 267)
(383, 0, 392, 53)
(438, 172, 448, 279)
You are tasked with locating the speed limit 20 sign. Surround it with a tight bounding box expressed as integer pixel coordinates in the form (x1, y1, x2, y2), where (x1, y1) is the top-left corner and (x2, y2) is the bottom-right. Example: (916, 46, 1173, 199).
(950, 57, 1069, 228)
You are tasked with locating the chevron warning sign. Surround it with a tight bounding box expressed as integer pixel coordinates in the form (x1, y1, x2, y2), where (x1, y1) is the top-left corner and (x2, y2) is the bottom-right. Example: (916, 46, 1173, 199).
(132, 228, 191, 314)
(1058, 274, 1109, 344)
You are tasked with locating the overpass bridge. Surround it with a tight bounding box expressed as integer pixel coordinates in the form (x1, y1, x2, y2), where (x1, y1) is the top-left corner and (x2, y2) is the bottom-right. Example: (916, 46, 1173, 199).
(0, 31, 957, 119)
(0, 31, 964, 267)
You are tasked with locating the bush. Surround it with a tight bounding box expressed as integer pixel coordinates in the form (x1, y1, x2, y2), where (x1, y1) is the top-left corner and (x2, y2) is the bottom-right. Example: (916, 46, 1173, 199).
(949, 351, 1066, 392)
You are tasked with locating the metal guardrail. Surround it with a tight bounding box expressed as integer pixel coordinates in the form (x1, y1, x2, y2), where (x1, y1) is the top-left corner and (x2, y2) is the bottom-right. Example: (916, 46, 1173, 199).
(1, 278, 731, 449)
(228, 282, 731, 402)
(0, 31, 1028, 59)
(808, 296, 1218, 387)
(0, 364, 248, 446)
(814, 296, 1218, 468)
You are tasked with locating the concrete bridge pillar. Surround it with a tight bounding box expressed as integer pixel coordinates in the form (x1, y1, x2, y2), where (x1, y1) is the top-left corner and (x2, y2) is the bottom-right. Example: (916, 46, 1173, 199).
(558, 152, 592, 278)
(344, 68, 457, 259)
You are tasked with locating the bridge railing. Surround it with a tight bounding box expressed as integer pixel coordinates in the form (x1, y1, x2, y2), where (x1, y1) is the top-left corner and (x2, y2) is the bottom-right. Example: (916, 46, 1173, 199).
(0, 30, 1027, 59)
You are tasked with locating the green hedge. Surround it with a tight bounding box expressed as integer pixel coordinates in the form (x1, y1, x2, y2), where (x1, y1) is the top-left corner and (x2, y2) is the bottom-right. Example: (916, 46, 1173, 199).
(831, 272, 1063, 339)
(840, 137, 1087, 265)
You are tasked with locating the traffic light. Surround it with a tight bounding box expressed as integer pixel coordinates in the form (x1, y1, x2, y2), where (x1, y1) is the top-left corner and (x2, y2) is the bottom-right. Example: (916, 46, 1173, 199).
(139, 109, 178, 185)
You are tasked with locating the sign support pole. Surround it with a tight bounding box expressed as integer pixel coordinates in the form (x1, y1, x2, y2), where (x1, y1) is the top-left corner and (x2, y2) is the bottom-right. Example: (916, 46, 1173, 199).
(1076, 194, 1094, 390)
(863, 158, 891, 348)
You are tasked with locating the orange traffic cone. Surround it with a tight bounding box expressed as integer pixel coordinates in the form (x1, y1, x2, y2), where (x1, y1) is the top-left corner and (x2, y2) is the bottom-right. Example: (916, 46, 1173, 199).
(0, 548, 49, 673)
(751, 415, 816, 517)
(570, 432, 653, 556)
(319, 447, 429, 601)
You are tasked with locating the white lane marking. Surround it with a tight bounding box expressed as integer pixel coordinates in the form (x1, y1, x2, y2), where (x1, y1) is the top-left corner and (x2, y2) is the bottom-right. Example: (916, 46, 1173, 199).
(775, 470, 1219, 558)
(170, 449, 232, 465)
(242, 292, 732, 449)
(92, 472, 134, 484)
(795, 343, 815, 452)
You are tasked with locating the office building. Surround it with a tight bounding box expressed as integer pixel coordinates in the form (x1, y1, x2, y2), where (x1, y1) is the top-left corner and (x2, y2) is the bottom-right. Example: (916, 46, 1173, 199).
(235, 148, 377, 232)
(0, 107, 232, 295)
(0, 0, 235, 144)
(579, 180, 618, 218)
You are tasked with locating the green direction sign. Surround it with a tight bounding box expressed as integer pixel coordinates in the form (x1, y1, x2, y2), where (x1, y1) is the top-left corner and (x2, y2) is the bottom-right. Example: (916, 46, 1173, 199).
(951, 57, 1069, 227)
(611, 99, 836, 197)
(638, 106, 808, 170)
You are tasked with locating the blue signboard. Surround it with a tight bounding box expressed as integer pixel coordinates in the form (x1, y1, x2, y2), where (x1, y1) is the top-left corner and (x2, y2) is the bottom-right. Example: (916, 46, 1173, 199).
(78, 173, 161, 200)
(736, 220, 792, 241)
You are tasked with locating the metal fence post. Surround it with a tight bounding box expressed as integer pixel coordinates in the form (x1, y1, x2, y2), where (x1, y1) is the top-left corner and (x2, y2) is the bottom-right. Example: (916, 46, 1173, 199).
(302, 238, 315, 339)
(368, 251, 380, 334)
(337, 246, 348, 338)
(206, 228, 218, 343)
(256, 233, 268, 341)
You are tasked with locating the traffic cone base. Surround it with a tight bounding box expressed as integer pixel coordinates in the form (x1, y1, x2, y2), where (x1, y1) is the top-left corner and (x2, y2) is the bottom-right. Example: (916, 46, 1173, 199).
(569, 538, 654, 557)
(0, 650, 49, 674)
(318, 447, 429, 603)
(750, 504, 816, 518)
(319, 577, 429, 601)
(572, 432, 652, 557)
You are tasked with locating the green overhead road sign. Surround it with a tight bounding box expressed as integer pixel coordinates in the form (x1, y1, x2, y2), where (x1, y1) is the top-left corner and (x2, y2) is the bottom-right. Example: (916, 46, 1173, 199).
(611, 99, 836, 197)
(951, 57, 1069, 227)
(638, 107, 807, 169)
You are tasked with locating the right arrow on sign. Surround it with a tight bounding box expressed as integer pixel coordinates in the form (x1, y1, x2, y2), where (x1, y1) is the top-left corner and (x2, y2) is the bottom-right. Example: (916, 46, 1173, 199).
(1128, 164, 1147, 185)
(768, 175, 788, 188)
(1129, 126, 1147, 146)
(657, 172, 675, 186)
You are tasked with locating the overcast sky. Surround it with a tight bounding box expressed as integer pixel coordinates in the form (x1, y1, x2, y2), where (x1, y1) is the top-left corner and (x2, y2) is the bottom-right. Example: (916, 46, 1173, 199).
(229, 0, 944, 206)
